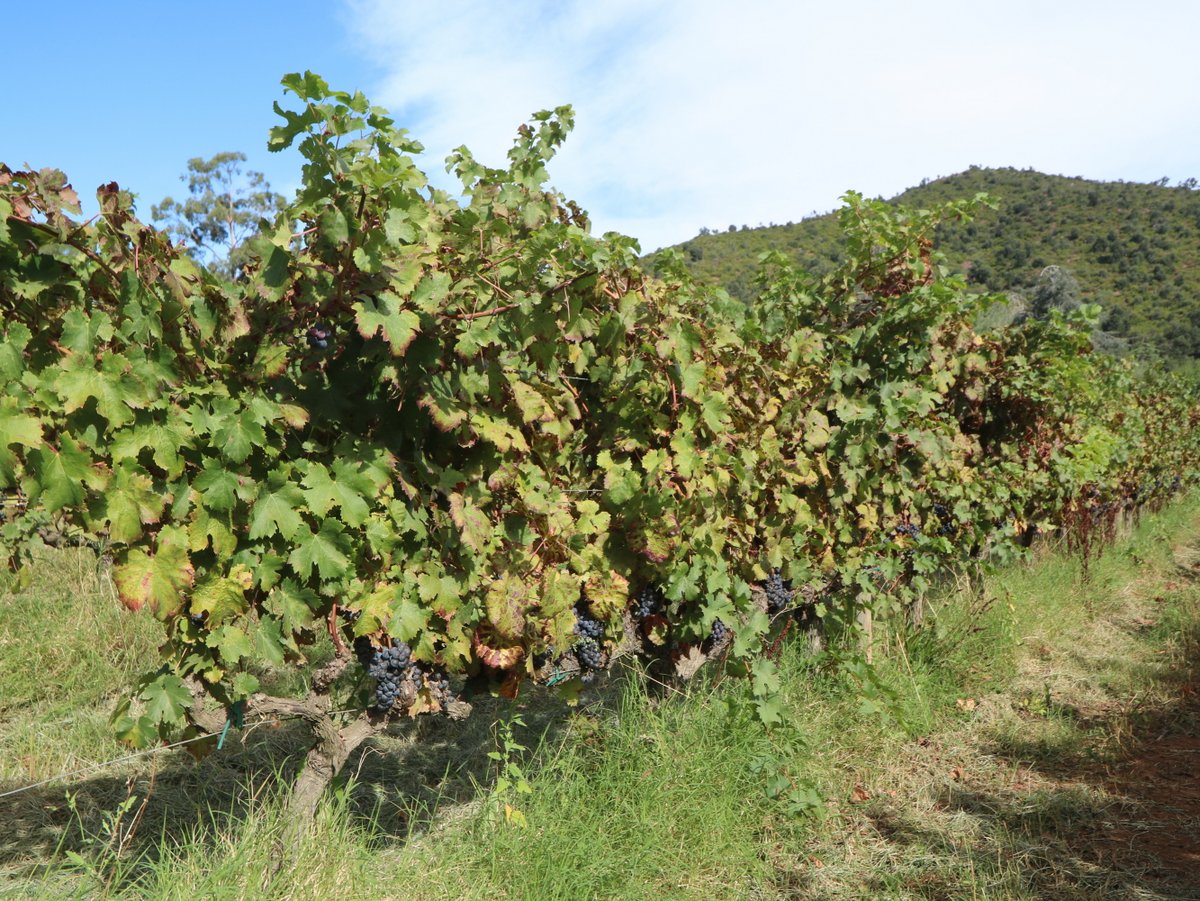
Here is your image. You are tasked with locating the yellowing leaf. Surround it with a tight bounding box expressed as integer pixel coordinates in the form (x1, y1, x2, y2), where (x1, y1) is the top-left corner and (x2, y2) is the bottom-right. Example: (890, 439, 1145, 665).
(113, 530, 194, 619)
(486, 577, 527, 642)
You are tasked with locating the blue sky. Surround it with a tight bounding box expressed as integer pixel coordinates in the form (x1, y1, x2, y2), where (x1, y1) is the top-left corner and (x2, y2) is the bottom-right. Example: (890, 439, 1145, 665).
(5, 1, 1199, 251)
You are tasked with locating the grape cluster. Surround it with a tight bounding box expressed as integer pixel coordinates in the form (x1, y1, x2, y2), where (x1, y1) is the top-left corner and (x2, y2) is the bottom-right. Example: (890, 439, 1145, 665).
(354, 635, 412, 712)
(704, 617, 731, 652)
(571, 604, 605, 684)
(764, 569, 794, 613)
(574, 604, 605, 641)
(633, 584, 664, 619)
(575, 638, 603, 684)
(931, 504, 957, 537)
(893, 522, 921, 538)
(188, 610, 207, 626)
(306, 322, 331, 350)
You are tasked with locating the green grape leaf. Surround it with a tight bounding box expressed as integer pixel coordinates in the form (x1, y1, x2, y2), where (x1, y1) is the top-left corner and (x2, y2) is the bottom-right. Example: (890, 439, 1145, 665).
(215, 411, 266, 464)
(141, 674, 192, 727)
(207, 624, 254, 665)
(0, 403, 42, 480)
(388, 593, 430, 643)
(110, 420, 192, 477)
(231, 672, 261, 699)
(26, 437, 102, 512)
(194, 464, 241, 512)
(288, 518, 352, 579)
(104, 466, 163, 543)
(301, 463, 371, 526)
(265, 579, 319, 637)
(250, 617, 288, 666)
(353, 292, 421, 355)
(248, 483, 306, 540)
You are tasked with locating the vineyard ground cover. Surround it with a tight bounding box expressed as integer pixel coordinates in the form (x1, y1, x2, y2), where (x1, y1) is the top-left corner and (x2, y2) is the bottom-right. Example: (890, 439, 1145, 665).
(0, 495, 1197, 898)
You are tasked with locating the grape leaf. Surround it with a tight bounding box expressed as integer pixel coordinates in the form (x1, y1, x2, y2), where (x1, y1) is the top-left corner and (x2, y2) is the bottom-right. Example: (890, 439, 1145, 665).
(265, 579, 319, 637)
(353, 291, 421, 355)
(0, 403, 41, 480)
(207, 624, 254, 664)
(248, 483, 306, 540)
(288, 518, 352, 579)
(26, 437, 101, 512)
(194, 464, 240, 512)
(113, 529, 194, 618)
(190, 572, 249, 624)
(104, 466, 163, 543)
(141, 674, 192, 727)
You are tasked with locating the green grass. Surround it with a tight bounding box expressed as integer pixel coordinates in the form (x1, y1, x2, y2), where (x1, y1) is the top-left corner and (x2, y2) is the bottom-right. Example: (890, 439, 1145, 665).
(2, 498, 1199, 899)
(0, 548, 161, 785)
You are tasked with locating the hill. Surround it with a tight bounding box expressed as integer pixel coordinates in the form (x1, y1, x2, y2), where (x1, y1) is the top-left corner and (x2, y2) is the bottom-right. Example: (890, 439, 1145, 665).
(666, 168, 1200, 360)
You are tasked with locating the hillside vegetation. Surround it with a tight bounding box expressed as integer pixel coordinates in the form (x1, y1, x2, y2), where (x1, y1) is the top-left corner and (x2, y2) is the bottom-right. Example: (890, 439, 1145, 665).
(670, 168, 1200, 360)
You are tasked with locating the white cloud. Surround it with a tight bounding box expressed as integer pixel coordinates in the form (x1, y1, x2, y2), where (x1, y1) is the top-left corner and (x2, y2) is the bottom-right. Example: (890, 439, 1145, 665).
(346, 0, 1200, 251)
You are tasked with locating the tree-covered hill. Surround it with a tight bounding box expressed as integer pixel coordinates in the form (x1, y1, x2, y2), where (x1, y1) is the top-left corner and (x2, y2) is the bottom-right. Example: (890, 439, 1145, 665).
(668, 168, 1200, 360)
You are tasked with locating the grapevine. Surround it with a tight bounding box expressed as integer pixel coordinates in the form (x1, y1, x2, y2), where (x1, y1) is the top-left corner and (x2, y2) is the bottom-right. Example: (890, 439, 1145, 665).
(0, 72, 1197, 818)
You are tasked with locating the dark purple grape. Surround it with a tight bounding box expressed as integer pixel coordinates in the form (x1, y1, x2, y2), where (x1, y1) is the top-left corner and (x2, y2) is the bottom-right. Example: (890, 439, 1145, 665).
(354, 635, 416, 712)
(574, 604, 605, 641)
(764, 570, 793, 613)
(633, 584, 664, 620)
(702, 617, 731, 653)
(306, 322, 332, 350)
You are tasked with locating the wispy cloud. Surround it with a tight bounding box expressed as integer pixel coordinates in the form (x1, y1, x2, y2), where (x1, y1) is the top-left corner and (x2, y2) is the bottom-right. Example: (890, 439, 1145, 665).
(346, 0, 1200, 250)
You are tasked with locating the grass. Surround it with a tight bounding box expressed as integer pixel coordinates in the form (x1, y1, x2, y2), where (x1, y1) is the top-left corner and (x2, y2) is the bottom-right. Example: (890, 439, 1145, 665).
(1, 497, 1198, 899)
(0, 548, 161, 784)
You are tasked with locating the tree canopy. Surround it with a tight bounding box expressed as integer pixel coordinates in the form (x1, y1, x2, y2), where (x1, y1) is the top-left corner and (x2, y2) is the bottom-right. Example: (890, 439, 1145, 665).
(152, 151, 285, 280)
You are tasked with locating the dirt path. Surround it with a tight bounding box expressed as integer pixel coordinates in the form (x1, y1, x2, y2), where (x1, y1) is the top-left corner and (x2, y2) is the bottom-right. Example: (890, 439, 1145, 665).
(1082, 691, 1200, 883)
(795, 526, 1200, 900)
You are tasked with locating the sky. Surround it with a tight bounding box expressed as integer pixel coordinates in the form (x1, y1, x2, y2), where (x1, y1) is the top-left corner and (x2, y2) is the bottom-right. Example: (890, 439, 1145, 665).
(4, 1, 1199, 252)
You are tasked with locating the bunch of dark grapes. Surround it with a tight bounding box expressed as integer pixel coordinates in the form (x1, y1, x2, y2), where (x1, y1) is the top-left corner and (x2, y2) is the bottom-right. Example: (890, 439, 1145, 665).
(931, 504, 956, 537)
(306, 322, 331, 350)
(188, 610, 207, 626)
(893, 522, 921, 539)
(703, 617, 731, 653)
(421, 667, 453, 706)
(574, 604, 605, 641)
(764, 569, 794, 613)
(354, 635, 413, 712)
(575, 639, 603, 683)
(633, 584, 664, 619)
